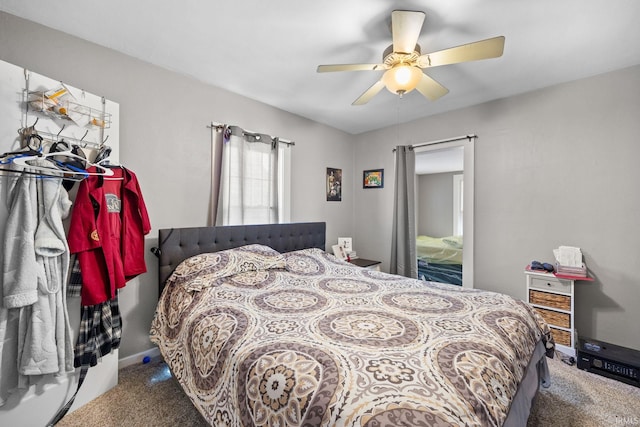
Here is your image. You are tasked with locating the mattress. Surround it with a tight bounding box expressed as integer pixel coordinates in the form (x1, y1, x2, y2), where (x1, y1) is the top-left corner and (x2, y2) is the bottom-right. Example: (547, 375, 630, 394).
(150, 245, 554, 426)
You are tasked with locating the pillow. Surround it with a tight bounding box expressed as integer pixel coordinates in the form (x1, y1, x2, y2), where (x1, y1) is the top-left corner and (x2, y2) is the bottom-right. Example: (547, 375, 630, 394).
(166, 244, 285, 292)
(285, 247, 326, 257)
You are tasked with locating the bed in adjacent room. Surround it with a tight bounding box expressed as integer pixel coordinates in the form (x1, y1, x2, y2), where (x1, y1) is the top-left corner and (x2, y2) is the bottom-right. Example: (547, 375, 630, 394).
(417, 234, 463, 285)
(150, 222, 553, 426)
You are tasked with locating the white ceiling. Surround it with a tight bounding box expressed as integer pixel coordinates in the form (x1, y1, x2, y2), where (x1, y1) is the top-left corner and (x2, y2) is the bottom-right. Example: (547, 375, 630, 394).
(2, 0, 639, 135)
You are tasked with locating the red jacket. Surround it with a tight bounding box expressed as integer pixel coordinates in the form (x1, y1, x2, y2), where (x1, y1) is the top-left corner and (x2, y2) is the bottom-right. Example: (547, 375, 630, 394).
(68, 167, 151, 305)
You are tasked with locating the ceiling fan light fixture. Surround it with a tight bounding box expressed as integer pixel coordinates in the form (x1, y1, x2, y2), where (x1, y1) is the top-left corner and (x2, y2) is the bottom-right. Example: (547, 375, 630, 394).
(382, 64, 422, 96)
(317, 10, 505, 105)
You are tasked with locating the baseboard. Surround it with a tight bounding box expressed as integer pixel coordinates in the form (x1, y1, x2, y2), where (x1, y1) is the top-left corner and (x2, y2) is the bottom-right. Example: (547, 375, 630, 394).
(118, 347, 161, 370)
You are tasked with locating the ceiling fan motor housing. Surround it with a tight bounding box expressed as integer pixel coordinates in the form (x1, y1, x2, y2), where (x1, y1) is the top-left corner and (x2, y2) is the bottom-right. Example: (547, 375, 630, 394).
(382, 44, 422, 67)
(316, 9, 504, 105)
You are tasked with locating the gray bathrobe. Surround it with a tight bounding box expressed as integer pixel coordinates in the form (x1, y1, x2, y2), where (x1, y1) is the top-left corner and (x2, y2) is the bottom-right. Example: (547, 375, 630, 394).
(0, 161, 74, 405)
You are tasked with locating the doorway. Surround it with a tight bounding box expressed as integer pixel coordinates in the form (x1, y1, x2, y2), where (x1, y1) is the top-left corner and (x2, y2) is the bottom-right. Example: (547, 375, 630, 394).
(415, 140, 474, 288)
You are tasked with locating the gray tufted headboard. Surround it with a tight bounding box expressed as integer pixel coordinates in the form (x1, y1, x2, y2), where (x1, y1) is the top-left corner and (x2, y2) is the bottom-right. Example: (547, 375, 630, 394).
(156, 222, 326, 293)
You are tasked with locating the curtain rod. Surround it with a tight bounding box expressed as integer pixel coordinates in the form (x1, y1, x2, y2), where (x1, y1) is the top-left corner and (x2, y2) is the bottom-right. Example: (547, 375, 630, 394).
(207, 122, 295, 146)
(392, 134, 476, 152)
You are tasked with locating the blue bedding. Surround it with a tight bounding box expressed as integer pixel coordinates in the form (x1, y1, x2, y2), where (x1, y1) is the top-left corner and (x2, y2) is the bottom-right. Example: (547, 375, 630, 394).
(418, 259, 462, 286)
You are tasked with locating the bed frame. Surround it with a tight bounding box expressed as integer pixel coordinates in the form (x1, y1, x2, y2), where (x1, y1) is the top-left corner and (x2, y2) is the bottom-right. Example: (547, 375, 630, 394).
(156, 222, 326, 292)
(153, 220, 547, 425)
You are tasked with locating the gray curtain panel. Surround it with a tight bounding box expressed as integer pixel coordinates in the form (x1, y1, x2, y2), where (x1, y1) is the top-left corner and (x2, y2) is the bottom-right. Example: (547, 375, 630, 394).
(209, 129, 224, 226)
(390, 145, 417, 278)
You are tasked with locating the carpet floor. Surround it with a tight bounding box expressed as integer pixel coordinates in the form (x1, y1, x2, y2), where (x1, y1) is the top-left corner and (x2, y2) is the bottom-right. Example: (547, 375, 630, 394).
(57, 355, 640, 426)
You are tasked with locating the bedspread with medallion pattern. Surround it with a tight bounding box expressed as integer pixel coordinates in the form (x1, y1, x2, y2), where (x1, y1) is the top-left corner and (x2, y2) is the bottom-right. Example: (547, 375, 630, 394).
(150, 245, 554, 427)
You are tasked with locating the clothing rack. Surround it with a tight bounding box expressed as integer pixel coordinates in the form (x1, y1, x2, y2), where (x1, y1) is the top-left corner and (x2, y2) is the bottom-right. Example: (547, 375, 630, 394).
(0, 120, 111, 180)
(25, 120, 109, 150)
(38, 128, 109, 149)
(24, 70, 110, 151)
(207, 122, 295, 146)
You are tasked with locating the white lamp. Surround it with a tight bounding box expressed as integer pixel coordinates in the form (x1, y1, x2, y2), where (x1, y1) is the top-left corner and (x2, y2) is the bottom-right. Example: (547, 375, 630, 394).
(382, 64, 423, 96)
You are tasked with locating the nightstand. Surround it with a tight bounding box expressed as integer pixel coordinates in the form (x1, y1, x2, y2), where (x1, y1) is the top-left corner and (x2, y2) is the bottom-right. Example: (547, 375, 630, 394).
(525, 267, 592, 358)
(349, 258, 381, 271)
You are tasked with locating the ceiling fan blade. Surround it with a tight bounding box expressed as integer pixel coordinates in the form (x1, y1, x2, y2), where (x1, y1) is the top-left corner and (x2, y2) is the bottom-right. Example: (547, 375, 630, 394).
(317, 63, 388, 73)
(392, 10, 425, 54)
(418, 36, 505, 68)
(352, 80, 386, 105)
(415, 73, 449, 101)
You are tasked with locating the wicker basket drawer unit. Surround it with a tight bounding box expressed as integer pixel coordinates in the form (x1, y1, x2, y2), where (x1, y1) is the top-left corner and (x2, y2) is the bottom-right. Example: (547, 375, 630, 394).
(534, 307, 571, 328)
(529, 290, 571, 311)
(550, 327, 572, 347)
(525, 269, 578, 356)
(529, 276, 572, 293)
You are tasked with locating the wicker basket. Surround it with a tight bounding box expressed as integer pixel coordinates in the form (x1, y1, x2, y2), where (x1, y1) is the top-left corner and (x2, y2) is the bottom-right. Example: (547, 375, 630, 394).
(534, 307, 571, 328)
(529, 290, 571, 311)
(550, 327, 571, 346)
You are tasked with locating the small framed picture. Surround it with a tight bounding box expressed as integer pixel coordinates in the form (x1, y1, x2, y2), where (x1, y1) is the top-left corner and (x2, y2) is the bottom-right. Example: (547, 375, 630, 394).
(332, 244, 347, 260)
(363, 169, 384, 189)
(326, 167, 342, 201)
(337, 237, 352, 253)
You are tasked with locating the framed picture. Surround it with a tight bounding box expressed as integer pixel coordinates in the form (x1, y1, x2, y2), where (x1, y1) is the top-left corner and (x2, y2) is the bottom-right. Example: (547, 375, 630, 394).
(337, 237, 352, 253)
(326, 167, 342, 201)
(332, 244, 347, 260)
(363, 169, 384, 189)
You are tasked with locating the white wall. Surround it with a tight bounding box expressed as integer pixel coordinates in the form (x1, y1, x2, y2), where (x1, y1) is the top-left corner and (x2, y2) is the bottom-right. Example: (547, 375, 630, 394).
(417, 172, 460, 237)
(353, 65, 640, 351)
(0, 11, 355, 363)
(1, 5, 638, 376)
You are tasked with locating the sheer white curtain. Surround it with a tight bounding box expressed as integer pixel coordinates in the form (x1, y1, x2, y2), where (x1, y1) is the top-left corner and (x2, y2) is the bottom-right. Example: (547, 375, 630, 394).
(215, 126, 280, 225)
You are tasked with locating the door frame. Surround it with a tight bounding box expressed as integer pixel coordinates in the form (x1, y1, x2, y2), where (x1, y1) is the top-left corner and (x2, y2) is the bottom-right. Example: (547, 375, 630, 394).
(414, 139, 474, 288)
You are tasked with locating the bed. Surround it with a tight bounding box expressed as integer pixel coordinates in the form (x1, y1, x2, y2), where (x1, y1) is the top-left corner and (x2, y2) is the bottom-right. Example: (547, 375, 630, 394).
(150, 222, 554, 426)
(417, 235, 463, 286)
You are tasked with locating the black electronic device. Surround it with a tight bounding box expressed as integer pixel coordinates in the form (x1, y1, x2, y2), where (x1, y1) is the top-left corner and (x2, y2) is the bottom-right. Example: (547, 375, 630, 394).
(577, 337, 640, 388)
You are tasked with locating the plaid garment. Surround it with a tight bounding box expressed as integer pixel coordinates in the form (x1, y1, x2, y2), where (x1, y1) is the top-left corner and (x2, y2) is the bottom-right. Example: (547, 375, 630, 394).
(73, 297, 122, 368)
(68, 255, 82, 297)
(69, 256, 122, 368)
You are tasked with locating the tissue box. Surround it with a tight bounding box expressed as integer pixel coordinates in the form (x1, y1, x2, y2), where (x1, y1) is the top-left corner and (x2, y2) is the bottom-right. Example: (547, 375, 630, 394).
(556, 262, 587, 277)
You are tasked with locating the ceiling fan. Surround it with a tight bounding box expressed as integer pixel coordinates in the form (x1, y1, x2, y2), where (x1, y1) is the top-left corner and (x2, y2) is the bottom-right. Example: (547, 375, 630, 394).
(317, 10, 505, 105)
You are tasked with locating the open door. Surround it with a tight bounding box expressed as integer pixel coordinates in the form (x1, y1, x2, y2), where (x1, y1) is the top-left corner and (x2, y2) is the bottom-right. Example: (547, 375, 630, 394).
(0, 59, 120, 425)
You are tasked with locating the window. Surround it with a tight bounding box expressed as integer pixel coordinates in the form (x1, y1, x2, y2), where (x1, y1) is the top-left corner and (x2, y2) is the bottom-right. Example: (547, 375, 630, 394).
(218, 134, 291, 225)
